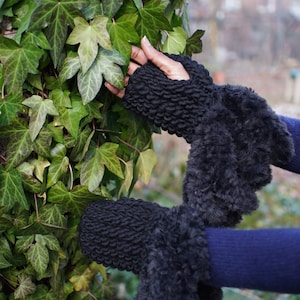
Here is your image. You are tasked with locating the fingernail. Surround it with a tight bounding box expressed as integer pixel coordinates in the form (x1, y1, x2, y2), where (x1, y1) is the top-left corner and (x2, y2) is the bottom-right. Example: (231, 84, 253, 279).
(142, 36, 152, 48)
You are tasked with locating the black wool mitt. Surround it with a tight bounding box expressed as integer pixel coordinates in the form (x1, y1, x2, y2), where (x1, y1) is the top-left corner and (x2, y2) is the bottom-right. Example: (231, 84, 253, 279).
(79, 198, 217, 300)
(79, 55, 295, 300)
(122, 54, 294, 226)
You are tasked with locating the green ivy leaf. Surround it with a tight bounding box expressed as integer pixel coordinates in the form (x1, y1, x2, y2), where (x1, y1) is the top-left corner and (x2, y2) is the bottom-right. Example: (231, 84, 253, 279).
(0, 36, 44, 94)
(81, 101, 103, 126)
(54, 96, 88, 138)
(30, 159, 50, 183)
(0, 93, 23, 127)
(162, 26, 187, 54)
(12, 0, 38, 43)
(136, 0, 172, 45)
(136, 149, 157, 184)
(15, 235, 35, 252)
(17, 162, 43, 194)
(50, 143, 66, 158)
(59, 52, 81, 82)
(26, 73, 43, 91)
(69, 265, 93, 292)
(14, 274, 36, 299)
(117, 111, 153, 158)
(39, 204, 67, 229)
(77, 48, 125, 104)
(27, 235, 49, 276)
(103, 0, 123, 17)
(46, 155, 69, 189)
(98, 142, 124, 179)
(69, 126, 92, 162)
(0, 237, 13, 269)
(186, 29, 205, 56)
(67, 16, 112, 73)
(23, 95, 59, 142)
(33, 128, 52, 159)
(29, 0, 89, 67)
(48, 182, 101, 215)
(0, 167, 29, 210)
(119, 160, 133, 195)
(108, 14, 139, 61)
(81, 0, 103, 20)
(0, 254, 12, 269)
(37, 234, 60, 252)
(1, 119, 32, 169)
(21, 31, 52, 50)
(77, 57, 103, 104)
(49, 89, 72, 108)
(80, 150, 105, 192)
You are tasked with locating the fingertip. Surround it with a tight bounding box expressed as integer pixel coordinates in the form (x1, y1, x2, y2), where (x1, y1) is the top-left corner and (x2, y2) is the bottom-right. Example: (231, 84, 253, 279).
(105, 82, 124, 98)
(141, 36, 157, 60)
(141, 36, 152, 49)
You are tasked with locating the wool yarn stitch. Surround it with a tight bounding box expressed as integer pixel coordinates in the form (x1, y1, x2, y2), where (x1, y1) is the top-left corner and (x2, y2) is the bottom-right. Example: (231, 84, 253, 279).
(79, 54, 295, 299)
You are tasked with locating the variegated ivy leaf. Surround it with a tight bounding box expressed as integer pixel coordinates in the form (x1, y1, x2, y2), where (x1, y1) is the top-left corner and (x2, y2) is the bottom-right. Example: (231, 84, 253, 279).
(80, 142, 123, 192)
(80, 150, 105, 192)
(0, 167, 29, 210)
(162, 27, 188, 54)
(23, 95, 59, 142)
(59, 52, 81, 82)
(46, 145, 69, 189)
(78, 48, 126, 104)
(29, 0, 89, 67)
(67, 16, 112, 74)
(135, 0, 172, 45)
(48, 182, 102, 216)
(53, 96, 88, 138)
(14, 274, 36, 299)
(107, 14, 139, 61)
(0, 36, 44, 94)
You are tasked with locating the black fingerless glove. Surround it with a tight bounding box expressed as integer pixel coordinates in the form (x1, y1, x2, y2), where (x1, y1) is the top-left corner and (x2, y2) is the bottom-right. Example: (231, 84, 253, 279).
(122, 55, 214, 143)
(79, 55, 295, 300)
(79, 197, 167, 274)
(123, 55, 295, 226)
(79, 198, 217, 300)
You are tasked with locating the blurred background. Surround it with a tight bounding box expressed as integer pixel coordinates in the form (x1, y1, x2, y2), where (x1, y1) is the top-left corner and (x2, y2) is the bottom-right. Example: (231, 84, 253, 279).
(109, 1, 300, 299)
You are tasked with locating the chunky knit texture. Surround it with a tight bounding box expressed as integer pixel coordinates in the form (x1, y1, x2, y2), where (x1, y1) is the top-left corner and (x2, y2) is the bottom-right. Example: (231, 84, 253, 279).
(79, 198, 167, 274)
(136, 204, 210, 300)
(123, 54, 294, 226)
(79, 54, 295, 300)
(122, 55, 214, 143)
(79, 199, 212, 300)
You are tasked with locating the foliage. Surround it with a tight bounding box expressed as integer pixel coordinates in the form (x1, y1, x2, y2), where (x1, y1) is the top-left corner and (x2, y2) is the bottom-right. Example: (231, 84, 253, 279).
(0, 0, 204, 298)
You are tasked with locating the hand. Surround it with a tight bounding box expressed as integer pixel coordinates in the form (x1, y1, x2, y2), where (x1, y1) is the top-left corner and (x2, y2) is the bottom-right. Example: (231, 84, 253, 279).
(105, 36, 190, 98)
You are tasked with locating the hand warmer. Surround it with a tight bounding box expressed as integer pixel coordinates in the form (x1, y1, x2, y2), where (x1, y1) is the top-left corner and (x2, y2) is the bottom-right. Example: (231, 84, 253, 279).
(79, 198, 217, 300)
(122, 54, 294, 226)
(79, 54, 295, 300)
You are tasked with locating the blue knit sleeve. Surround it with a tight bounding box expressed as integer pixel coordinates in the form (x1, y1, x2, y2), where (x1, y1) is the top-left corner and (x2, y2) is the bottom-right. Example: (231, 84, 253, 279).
(278, 115, 300, 174)
(205, 227, 300, 294)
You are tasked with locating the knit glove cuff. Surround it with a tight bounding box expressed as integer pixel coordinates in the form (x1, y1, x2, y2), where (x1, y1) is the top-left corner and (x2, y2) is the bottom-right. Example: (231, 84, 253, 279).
(79, 198, 216, 300)
(122, 54, 215, 143)
(78, 197, 167, 274)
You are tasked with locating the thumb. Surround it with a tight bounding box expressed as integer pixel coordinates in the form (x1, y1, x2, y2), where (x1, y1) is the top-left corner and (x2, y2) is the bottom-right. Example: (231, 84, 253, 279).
(141, 36, 190, 80)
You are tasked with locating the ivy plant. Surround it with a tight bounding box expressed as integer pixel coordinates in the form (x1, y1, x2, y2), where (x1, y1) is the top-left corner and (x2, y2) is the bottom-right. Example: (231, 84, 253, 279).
(0, 0, 204, 298)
